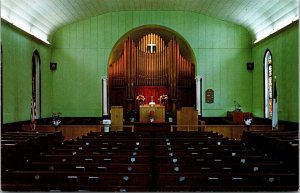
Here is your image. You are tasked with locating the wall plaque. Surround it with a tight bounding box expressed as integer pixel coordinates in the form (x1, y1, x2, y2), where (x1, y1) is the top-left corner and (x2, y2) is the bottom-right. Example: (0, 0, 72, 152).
(205, 89, 214, 103)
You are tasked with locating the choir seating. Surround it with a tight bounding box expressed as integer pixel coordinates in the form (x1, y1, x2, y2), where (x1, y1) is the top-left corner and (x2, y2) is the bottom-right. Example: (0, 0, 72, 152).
(1, 130, 298, 191)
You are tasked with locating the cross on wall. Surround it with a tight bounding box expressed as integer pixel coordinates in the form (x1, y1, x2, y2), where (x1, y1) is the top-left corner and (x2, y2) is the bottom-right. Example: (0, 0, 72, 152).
(147, 41, 156, 53)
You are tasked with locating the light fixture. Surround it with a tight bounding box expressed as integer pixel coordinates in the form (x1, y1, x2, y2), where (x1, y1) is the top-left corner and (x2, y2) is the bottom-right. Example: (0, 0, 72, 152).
(1, 12, 50, 45)
(254, 14, 299, 44)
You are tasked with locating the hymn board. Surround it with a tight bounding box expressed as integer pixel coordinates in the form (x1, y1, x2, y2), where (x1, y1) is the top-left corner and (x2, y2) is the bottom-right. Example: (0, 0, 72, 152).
(109, 32, 195, 113)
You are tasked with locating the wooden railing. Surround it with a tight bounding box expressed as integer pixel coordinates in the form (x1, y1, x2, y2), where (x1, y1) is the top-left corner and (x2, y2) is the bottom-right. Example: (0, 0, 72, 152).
(170, 125, 206, 132)
(21, 123, 275, 141)
(99, 125, 134, 132)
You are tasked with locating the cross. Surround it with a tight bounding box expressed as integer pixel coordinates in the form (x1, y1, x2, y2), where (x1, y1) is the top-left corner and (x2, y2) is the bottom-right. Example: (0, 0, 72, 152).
(147, 41, 156, 53)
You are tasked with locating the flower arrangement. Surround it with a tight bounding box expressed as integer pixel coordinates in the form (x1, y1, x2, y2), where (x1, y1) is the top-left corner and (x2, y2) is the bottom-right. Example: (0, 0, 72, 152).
(244, 118, 252, 131)
(126, 109, 137, 122)
(166, 111, 175, 122)
(52, 112, 62, 129)
(136, 94, 145, 105)
(166, 111, 175, 118)
(159, 95, 168, 105)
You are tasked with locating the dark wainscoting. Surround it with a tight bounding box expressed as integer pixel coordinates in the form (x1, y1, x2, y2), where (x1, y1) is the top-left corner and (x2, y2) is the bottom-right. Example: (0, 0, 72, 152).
(2, 117, 102, 133)
(3, 116, 298, 135)
(201, 117, 298, 129)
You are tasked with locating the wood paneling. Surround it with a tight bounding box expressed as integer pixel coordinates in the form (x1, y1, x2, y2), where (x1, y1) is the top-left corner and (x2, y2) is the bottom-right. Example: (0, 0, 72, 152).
(203, 125, 274, 140)
(176, 107, 198, 131)
(22, 123, 275, 140)
(139, 105, 165, 123)
(110, 106, 124, 131)
(227, 111, 253, 124)
(22, 125, 101, 140)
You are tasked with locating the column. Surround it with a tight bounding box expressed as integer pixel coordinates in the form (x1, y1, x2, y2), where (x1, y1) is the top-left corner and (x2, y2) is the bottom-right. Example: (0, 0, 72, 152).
(195, 75, 202, 116)
(101, 76, 108, 117)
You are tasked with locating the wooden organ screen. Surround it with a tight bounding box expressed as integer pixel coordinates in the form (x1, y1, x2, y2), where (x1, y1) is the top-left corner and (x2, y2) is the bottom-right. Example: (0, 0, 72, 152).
(109, 33, 195, 111)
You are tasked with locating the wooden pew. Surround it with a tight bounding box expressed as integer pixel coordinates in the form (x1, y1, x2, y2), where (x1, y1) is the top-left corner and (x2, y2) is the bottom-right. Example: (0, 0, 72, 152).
(63, 139, 152, 148)
(3, 130, 298, 192)
(242, 130, 299, 171)
(155, 172, 298, 191)
(2, 170, 152, 191)
(39, 154, 152, 164)
(155, 162, 285, 173)
(48, 148, 152, 156)
(1, 183, 151, 192)
(26, 162, 151, 173)
(1, 131, 63, 171)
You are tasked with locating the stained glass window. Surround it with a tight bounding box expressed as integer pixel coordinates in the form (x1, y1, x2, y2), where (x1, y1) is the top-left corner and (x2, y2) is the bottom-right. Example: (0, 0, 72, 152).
(32, 50, 41, 119)
(264, 50, 273, 118)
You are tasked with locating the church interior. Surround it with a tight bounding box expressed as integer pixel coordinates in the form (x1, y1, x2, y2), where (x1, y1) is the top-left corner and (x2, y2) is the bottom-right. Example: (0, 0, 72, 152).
(1, 0, 299, 191)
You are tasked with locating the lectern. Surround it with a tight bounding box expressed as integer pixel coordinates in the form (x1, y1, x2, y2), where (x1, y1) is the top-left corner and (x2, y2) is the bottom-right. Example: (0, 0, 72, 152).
(227, 111, 253, 124)
(110, 106, 123, 131)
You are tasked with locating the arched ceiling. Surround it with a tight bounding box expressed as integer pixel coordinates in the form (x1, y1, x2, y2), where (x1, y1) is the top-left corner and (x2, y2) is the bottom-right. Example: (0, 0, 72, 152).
(1, 0, 299, 44)
(109, 25, 197, 64)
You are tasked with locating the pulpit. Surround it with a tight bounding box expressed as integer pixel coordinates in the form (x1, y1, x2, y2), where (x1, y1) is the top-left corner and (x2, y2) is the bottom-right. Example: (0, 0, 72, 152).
(227, 111, 253, 124)
(177, 107, 198, 131)
(110, 106, 123, 131)
(139, 105, 165, 123)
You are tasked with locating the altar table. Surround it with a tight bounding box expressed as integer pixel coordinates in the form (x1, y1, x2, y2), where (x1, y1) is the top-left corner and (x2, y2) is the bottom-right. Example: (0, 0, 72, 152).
(139, 105, 165, 123)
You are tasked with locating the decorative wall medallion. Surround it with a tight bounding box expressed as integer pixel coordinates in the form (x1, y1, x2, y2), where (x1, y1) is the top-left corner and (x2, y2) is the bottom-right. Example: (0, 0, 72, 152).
(205, 89, 214, 103)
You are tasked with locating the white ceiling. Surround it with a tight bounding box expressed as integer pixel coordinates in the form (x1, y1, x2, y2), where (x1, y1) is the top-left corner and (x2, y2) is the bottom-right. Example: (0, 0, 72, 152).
(1, 0, 299, 44)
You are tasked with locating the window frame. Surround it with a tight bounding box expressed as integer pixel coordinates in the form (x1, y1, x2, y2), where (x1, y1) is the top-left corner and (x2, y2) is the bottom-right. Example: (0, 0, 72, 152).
(263, 49, 273, 119)
(32, 50, 41, 119)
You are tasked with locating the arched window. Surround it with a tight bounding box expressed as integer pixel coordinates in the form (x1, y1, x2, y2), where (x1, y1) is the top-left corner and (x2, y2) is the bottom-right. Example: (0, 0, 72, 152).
(264, 49, 273, 118)
(1, 44, 3, 125)
(32, 50, 41, 119)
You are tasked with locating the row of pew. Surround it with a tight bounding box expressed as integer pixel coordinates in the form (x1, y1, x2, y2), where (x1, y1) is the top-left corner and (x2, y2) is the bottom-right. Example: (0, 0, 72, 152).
(152, 131, 298, 191)
(1, 130, 299, 191)
(1, 131, 63, 172)
(2, 132, 154, 192)
(242, 130, 299, 172)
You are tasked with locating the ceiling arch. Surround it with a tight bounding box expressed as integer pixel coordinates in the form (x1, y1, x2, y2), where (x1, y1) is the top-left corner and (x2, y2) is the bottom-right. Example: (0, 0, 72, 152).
(1, 0, 299, 44)
(109, 25, 197, 65)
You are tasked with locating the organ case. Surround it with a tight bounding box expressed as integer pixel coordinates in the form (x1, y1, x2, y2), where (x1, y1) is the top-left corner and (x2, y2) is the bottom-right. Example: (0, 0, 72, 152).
(109, 33, 195, 112)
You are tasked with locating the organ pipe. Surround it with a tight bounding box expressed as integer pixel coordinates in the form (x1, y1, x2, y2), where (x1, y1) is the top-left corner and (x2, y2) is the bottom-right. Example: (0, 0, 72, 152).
(109, 33, 195, 100)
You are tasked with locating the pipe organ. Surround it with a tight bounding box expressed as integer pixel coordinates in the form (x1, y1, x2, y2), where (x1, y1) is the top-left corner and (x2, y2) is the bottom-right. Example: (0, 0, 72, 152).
(109, 33, 195, 111)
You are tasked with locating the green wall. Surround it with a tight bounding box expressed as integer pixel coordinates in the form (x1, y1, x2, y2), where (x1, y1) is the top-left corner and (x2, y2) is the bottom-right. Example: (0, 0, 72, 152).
(252, 23, 299, 122)
(2, 21, 53, 123)
(2, 10, 297, 123)
(52, 11, 252, 117)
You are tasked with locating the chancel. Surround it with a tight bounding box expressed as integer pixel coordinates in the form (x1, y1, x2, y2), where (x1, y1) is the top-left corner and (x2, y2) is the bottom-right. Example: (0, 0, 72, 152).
(1, 0, 299, 192)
